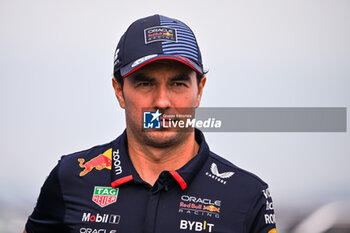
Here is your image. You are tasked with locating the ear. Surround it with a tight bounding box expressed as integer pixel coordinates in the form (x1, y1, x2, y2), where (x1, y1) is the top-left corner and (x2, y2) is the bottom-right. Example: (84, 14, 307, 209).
(195, 76, 206, 108)
(112, 77, 125, 109)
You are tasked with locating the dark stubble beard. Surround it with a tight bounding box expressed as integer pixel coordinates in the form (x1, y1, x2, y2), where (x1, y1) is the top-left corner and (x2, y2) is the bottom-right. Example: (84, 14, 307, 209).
(141, 130, 192, 148)
(125, 108, 194, 149)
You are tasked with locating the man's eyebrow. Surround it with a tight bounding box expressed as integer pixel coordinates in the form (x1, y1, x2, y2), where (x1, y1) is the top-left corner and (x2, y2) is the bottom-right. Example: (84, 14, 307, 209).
(130, 74, 155, 83)
(169, 74, 192, 82)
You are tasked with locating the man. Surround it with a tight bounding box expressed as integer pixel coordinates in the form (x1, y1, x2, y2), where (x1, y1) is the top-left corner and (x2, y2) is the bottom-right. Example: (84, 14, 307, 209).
(24, 14, 276, 233)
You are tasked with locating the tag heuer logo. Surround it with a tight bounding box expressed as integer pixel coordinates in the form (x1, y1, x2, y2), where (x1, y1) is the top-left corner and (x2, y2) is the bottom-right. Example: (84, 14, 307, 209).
(92, 186, 119, 207)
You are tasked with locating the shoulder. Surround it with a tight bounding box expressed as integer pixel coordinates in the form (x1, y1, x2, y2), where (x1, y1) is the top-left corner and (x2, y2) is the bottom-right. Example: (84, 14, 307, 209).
(60, 141, 114, 163)
(56, 138, 118, 178)
(196, 151, 271, 216)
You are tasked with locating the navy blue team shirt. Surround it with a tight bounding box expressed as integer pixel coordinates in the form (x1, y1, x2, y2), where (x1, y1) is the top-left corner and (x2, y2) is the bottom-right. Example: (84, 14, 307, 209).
(25, 129, 277, 233)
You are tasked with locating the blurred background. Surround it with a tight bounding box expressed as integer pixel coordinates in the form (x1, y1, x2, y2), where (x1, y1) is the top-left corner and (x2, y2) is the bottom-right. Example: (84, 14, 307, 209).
(1, 0, 349, 232)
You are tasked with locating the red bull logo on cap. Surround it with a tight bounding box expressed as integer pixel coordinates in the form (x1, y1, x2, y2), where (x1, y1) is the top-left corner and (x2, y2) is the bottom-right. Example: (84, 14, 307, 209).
(78, 149, 112, 176)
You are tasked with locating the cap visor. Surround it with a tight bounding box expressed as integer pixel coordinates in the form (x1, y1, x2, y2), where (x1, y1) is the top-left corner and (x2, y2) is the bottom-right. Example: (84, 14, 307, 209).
(120, 54, 203, 77)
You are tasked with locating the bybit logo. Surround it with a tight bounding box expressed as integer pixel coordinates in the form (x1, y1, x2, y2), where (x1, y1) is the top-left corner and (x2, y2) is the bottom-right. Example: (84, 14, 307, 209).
(180, 220, 214, 232)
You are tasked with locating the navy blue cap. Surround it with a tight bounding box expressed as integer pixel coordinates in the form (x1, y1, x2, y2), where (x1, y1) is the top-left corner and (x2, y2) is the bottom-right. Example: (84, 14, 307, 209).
(113, 14, 203, 77)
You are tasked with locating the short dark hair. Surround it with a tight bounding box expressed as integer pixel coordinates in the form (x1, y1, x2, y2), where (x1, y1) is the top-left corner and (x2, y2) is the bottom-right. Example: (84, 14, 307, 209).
(113, 70, 206, 89)
(114, 70, 124, 88)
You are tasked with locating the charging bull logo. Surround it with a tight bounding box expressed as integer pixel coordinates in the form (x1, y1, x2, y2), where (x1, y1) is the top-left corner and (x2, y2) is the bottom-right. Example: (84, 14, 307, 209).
(203, 205, 220, 213)
(78, 149, 112, 176)
(163, 32, 173, 37)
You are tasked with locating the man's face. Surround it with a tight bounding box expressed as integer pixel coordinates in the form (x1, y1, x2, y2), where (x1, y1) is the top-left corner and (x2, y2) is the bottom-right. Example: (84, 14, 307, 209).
(113, 60, 206, 148)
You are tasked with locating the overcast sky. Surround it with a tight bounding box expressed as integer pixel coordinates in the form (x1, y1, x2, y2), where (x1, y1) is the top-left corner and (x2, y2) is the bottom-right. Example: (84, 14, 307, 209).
(1, 0, 349, 231)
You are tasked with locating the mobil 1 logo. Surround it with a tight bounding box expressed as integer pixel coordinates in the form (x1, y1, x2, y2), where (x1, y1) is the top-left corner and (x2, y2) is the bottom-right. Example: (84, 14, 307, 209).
(82, 212, 120, 224)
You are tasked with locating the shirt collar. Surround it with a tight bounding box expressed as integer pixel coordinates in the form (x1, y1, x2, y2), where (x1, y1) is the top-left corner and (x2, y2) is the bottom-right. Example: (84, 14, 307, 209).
(110, 129, 210, 190)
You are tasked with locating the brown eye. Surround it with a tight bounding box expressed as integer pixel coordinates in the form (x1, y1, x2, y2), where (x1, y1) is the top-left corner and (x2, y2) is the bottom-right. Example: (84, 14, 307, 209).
(172, 82, 187, 87)
(137, 82, 152, 87)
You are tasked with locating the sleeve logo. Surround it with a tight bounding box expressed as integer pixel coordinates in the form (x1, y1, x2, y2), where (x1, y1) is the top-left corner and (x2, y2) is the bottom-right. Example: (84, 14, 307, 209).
(78, 149, 113, 176)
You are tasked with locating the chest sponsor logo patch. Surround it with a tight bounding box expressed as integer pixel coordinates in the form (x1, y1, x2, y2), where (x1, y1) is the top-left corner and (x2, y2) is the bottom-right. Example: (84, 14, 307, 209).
(179, 195, 221, 218)
(79, 228, 116, 233)
(82, 212, 120, 224)
(206, 163, 234, 184)
(92, 186, 119, 207)
(180, 220, 215, 232)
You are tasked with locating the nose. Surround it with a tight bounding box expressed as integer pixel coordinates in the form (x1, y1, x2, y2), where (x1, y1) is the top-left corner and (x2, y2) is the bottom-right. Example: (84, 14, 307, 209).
(154, 85, 171, 110)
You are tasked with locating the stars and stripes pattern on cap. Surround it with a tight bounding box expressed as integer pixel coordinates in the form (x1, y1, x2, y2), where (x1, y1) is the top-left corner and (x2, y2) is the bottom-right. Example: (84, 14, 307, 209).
(160, 15, 200, 62)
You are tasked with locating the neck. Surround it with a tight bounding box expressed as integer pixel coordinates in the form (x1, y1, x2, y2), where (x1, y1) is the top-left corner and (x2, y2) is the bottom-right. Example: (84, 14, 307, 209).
(126, 130, 199, 186)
